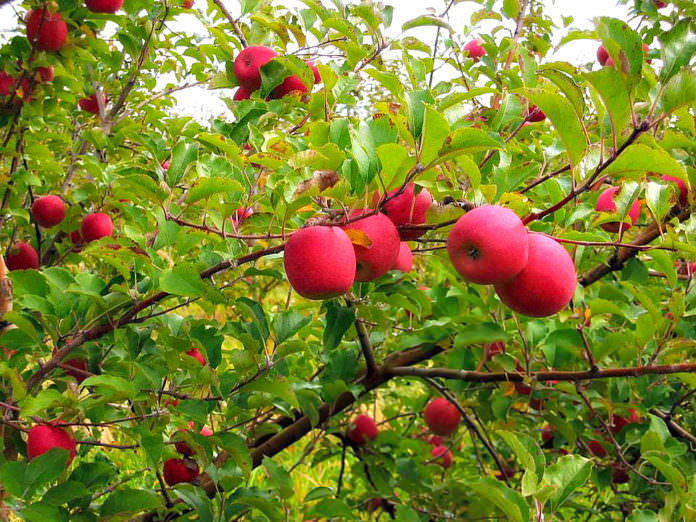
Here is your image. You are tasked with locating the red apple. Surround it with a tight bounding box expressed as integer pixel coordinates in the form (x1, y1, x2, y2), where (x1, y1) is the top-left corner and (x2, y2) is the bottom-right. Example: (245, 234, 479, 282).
(63, 359, 88, 383)
(424, 397, 460, 436)
(609, 408, 640, 434)
(174, 423, 213, 456)
(392, 242, 413, 273)
(484, 341, 505, 361)
(661, 175, 688, 205)
(79, 93, 107, 114)
(595, 186, 641, 232)
(233, 45, 278, 91)
(306, 60, 321, 84)
(366, 498, 383, 513)
(430, 445, 453, 468)
(525, 104, 546, 122)
(284, 226, 356, 299)
(597, 45, 609, 66)
(271, 74, 309, 99)
(676, 260, 696, 277)
(6, 242, 39, 270)
(81, 212, 114, 242)
(26, 8, 68, 52)
(447, 205, 529, 285)
(31, 195, 65, 228)
(27, 424, 76, 465)
(70, 229, 84, 246)
(0, 72, 15, 97)
(182, 0, 194, 7)
(426, 434, 444, 446)
(85, 0, 123, 13)
(605, 56, 615, 67)
(162, 458, 199, 485)
(654, 0, 667, 8)
(343, 210, 400, 282)
(161, 159, 170, 170)
(587, 439, 607, 458)
(612, 464, 630, 484)
(463, 39, 486, 61)
(643, 43, 652, 64)
(374, 184, 432, 241)
(186, 348, 206, 366)
(230, 207, 253, 228)
(542, 425, 554, 444)
(36, 65, 54, 82)
(494, 233, 576, 317)
(233, 86, 251, 101)
(347, 414, 378, 445)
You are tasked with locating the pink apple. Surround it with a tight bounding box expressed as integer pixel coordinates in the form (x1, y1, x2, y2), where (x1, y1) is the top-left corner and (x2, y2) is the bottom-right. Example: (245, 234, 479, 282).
(36, 66, 54, 82)
(347, 414, 378, 445)
(392, 242, 413, 272)
(6, 242, 39, 270)
(424, 397, 460, 436)
(85, 0, 123, 13)
(233, 86, 251, 101)
(182, 0, 194, 7)
(430, 445, 453, 468)
(26, 8, 68, 52)
(595, 186, 641, 232)
(233, 46, 278, 91)
(306, 60, 321, 84)
(230, 207, 253, 228)
(374, 184, 432, 241)
(464, 39, 486, 61)
(79, 93, 107, 114)
(662, 175, 688, 205)
(81, 212, 114, 242)
(27, 424, 76, 466)
(271, 74, 308, 99)
(163, 458, 199, 485)
(31, 195, 65, 228)
(161, 160, 171, 170)
(343, 210, 400, 282)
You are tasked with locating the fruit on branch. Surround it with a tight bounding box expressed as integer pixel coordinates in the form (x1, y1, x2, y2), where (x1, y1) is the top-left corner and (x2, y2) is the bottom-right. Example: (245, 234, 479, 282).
(494, 233, 576, 317)
(79, 93, 107, 114)
(186, 348, 206, 366)
(392, 242, 413, 273)
(63, 359, 88, 383)
(343, 210, 400, 282)
(374, 183, 433, 241)
(586, 438, 607, 458)
(31, 195, 65, 228)
(81, 212, 114, 242)
(230, 207, 253, 228)
(541, 425, 554, 447)
(423, 397, 461, 436)
(0, 72, 14, 97)
(430, 445, 453, 468)
(85, 0, 123, 13)
(676, 260, 696, 277)
(161, 159, 170, 170)
(6, 242, 39, 271)
(233, 45, 278, 91)
(426, 434, 444, 446)
(283, 226, 356, 299)
(525, 104, 546, 122)
(26, 8, 68, 52)
(597, 45, 609, 66)
(654, 0, 667, 8)
(174, 422, 213, 456)
(609, 409, 640, 434)
(27, 424, 76, 466)
(306, 60, 321, 84)
(233, 86, 251, 101)
(513, 361, 532, 396)
(270, 74, 309, 99)
(347, 414, 378, 445)
(661, 175, 688, 205)
(182, 0, 194, 8)
(447, 205, 529, 285)
(483, 341, 505, 361)
(463, 39, 486, 61)
(366, 498, 383, 513)
(611, 464, 630, 484)
(162, 458, 199, 485)
(595, 186, 641, 232)
(36, 66, 54, 82)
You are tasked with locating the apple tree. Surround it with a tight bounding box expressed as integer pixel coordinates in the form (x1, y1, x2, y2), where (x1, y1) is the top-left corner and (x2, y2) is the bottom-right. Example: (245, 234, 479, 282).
(0, 0, 695, 519)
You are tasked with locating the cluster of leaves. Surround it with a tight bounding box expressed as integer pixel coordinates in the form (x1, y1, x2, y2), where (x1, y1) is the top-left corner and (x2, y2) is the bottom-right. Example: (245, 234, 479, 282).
(0, 0, 695, 520)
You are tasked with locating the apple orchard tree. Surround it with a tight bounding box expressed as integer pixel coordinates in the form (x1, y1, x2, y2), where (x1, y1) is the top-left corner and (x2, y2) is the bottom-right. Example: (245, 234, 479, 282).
(0, 0, 695, 519)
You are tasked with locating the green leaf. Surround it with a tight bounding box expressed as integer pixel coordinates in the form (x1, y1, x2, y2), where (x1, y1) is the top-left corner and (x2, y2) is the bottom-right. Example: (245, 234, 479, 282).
(454, 323, 509, 346)
(604, 144, 686, 177)
(305, 498, 354, 519)
(643, 453, 686, 489)
(585, 67, 631, 140)
(503, 0, 520, 19)
(9, 270, 48, 296)
(437, 128, 504, 164)
(420, 106, 450, 165)
(100, 489, 162, 517)
(377, 143, 416, 189)
(0, 461, 26, 497)
(469, 477, 530, 522)
(173, 485, 214, 522)
(160, 264, 207, 298)
(263, 458, 294, 499)
(596, 17, 643, 84)
(186, 177, 245, 204)
(168, 141, 198, 186)
(323, 301, 356, 350)
(406, 90, 435, 139)
(542, 455, 592, 512)
(402, 15, 453, 32)
(498, 430, 545, 479)
(43, 481, 90, 506)
(659, 19, 696, 83)
(660, 70, 696, 115)
(645, 181, 674, 228)
(25, 448, 70, 493)
(273, 310, 311, 345)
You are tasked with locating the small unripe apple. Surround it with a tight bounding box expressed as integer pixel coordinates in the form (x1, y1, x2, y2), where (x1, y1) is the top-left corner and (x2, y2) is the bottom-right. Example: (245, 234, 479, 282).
(27, 424, 76, 466)
(283, 226, 356, 299)
(26, 8, 68, 52)
(374, 183, 432, 241)
(661, 175, 688, 205)
(36, 66, 54, 82)
(494, 233, 576, 317)
(6, 242, 39, 270)
(31, 195, 66, 228)
(271, 75, 309, 99)
(233, 46, 278, 91)
(306, 60, 321, 84)
(186, 348, 206, 366)
(463, 39, 486, 61)
(430, 445, 453, 468)
(525, 104, 546, 122)
(343, 210, 400, 282)
(85, 0, 123, 13)
(392, 242, 413, 273)
(81, 212, 114, 242)
(424, 397, 461, 436)
(162, 458, 199, 485)
(347, 414, 378, 445)
(79, 93, 107, 114)
(233, 86, 251, 101)
(447, 205, 529, 285)
(595, 186, 641, 232)
(597, 45, 609, 66)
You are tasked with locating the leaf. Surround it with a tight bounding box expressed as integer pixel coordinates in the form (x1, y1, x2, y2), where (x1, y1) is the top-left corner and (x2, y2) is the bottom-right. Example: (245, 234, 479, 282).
(377, 143, 416, 189)
(305, 498, 354, 519)
(43, 481, 90, 506)
(469, 477, 530, 522)
(584, 67, 631, 140)
(660, 70, 696, 115)
(503, 0, 520, 19)
(273, 310, 311, 345)
(420, 106, 450, 165)
(542, 455, 592, 512)
(406, 90, 435, 139)
(263, 458, 294, 499)
(168, 141, 198, 186)
(402, 15, 453, 32)
(344, 228, 372, 248)
(100, 489, 162, 517)
(186, 177, 245, 204)
(595, 17, 643, 84)
(645, 181, 673, 226)
(173, 485, 214, 522)
(438, 128, 504, 163)
(643, 453, 686, 489)
(498, 430, 545, 479)
(659, 19, 696, 83)
(160, 264, 206, 298)
(454, 323, 509, 346)
(604, 144, 686, 177)
(323, 301, 356, 350)
(9, 270, 48, 296)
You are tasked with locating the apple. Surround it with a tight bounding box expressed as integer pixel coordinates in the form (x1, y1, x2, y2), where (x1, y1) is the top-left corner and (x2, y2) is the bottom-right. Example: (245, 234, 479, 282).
(597, 45, 609, 66)
(306, 60, 321, 83)
(676, 260, 696, 277)
(6, 242, 39, 270)
(483, 341, 505, 361)
(230, 207, 253, 228)
(347, 414, 378, 445)
(182, 0, 194, 7)
(36, 65, 54, 82)
(85, 0, 123, 13)
(162, 458, 199, 485)
(366, 498, 383, 513)
(81, 212, 114, 242)
(595, 186, 641, 232)
(31, 195, 65, 228)
(494, 233, 576, 317)
(26, 8, 68, 52)
(643, 43, 652, 64)
(430, 445, 453, 468)
(343, 210, 400, 282)
(447, 205, 529, 285)
(70, 229, 85, 247)
(374, 183, 432, 240)
(233, 45, 278, 91)
(586, 439, 607, 458)
(283, 226, 356, 299)
(661, 175, 688, 205)
(233, 86, 251, 101)
(541, 425, 554, 446)
(174, 422, 213, 456)
(424, 397, 460, 436)
(27, 424, 76, 466)
(463, 39, 486, 61)
(186, 348, 206, 366)
(0, 72, 15, 97)
(271, 74, 308, 99)
(79, 93, 107, 114)
(161, 159, 170, 170)
(525, 104, 546, 122)
(392, 242, 413, 273)
(63, 359, 88, 383)
(654, 0, 667, 8)
(612, 464, 630, 484)
(426, 434, 444, 446)
(609, 409, 640, 434)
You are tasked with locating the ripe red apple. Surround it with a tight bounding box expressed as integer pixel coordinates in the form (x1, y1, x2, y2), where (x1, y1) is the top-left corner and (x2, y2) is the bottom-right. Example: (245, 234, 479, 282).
(36, 65, 54, 82)
(230, 207, 253, 228)
(0, 72, 15, 97)
(79, 93, 107, 114)
(27, 424, 76, 465)
(611, 464, 630, 484)
(64, 359, 88, 383)
(31, 195, 65, 228)
(161, 159, 171, 170)
(597, 45, 609, 66)
(271, 75, 308, 99)
(654, 0, 667, 8)
(174, 423, 213, 456)
(587, 439, 607, 458)
(374, 184, 432, 241)
(306, 60, 321, 84)
(484, 341, 505, 361)
(186, 348, 206, 366)
(430, 445, 453, 468)
(233, 45, 278, 91)
(6, 242, 39, 270)
(283, 226, 356, 299)
(424, 397, 461, 436)
(182, 0, 194, 7)
(595, 186, 641, 232)
(347, 414, 378, 445)
(447, 205, 529, 285)
(609, 409, 640, 434)
(233, 86, 251, 101)
(85, 0, 123, 13)
(426, 434, 444, 446)
(81, 212, 114, 242)
(662, 175, 688, 205)
(463, 39, 486, 61)
(162, 458, 199, 485)
(525, 104, 546, 122)
(542, 425, 554, 445)
(494, 233, 576, 317)
(26, 8, 68, 52)
(392, 242, 413, 273)
(343, 210, 400, 282)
